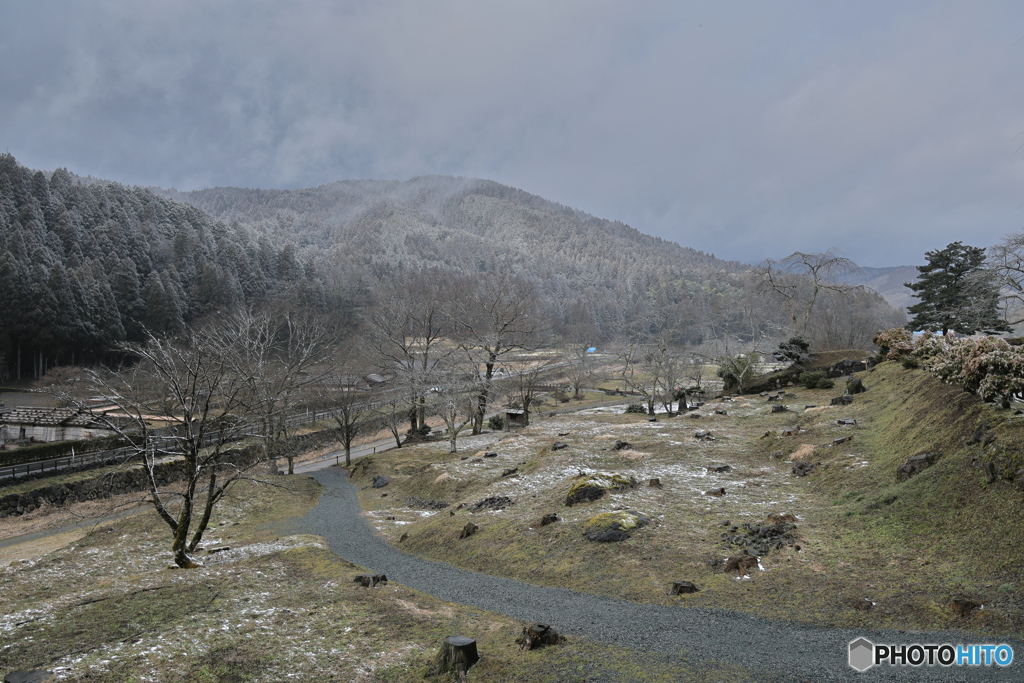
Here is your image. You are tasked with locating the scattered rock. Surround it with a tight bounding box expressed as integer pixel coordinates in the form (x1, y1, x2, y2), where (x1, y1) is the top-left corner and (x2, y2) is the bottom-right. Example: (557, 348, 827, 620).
(208, 546, 231, 554)
(837, 419, 857, 426)
(433, 473, 452, 484)
(483, 452, 498, 458)
(952, 598, 981, 618)
(896, 452, 936, 481)
(706, 465, 731, 473)
(582, 510, 650, 542)
(714, 409, 728, 415)
(407, 497, 451, 510)
(780, 426, 799, 437)
(539, 513, 559, 526)
(804, 404, 817, 409)
(516, 623, 565, 650)
(970, 422, 995, 445)
(565, 472, 638, 506)
(705, 487, 726, 497)
(552, 442, 568, 451)
(792, 461, 818, 476)
(647, 477, 663, 489)
(851, 598, 874, 611)
(833, 435, 854, 445)
(767, 394, 780, 402)
(472, 496, 513, 511)
(501, 468, 518, 477)
(688, 413, 702, 419)
(557, 432, 570, 436)
(847, 377, 866, 394)
(613, 440, 633, 451)
(770, 405, 788, 413)
(380, 493, 388, 497)
(459, 522, 479, 539)
(372, 475, 390, 489)
(1014, 468, 1024, 491)
(831, 395, 854, 406)
(646, 416, 657, 423)
(353, 573, 388, 588)
(721, 519, 798, 555)
(694, 429, 714, 440)
(670, 581, 700, 595)
(3, 671, 53, 683)
(399, 533, 408, 542)
(723, 555, 759, 574)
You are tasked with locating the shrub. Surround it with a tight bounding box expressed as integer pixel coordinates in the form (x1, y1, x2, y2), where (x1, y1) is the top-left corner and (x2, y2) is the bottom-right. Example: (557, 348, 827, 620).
(487, 414, 505, 431)
(777, 337, 810, 364)
(624, 403, 646, 414)
(901, 356, 920, 369)
(797, 371, 833, 390)
(872, 328, 916, 360)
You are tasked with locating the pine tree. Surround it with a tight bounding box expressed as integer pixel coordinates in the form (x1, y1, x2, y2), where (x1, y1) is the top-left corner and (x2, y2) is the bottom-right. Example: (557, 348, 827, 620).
(905, 241, 1009, 336)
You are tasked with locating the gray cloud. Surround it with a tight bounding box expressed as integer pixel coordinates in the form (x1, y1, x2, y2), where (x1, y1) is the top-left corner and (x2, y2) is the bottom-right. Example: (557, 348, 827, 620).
(3, 0, 1023, 265)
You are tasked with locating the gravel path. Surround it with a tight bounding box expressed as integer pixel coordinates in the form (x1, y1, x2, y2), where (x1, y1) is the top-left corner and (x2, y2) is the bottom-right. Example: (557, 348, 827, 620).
(300, 466, 1020, 681)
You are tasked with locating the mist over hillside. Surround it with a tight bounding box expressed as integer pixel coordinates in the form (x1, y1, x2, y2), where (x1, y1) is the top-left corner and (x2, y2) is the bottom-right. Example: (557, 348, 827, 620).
(840, 265, 918, 312)
(164, 177, 900, 346)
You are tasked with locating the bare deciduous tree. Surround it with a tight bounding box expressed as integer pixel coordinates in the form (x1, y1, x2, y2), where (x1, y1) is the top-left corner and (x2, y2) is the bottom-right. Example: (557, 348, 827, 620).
(561, 343, 603, 399)
(757, 250, 860, 337)
(366, 269, 455, 436)
(452, 272, 539, 434)
(79, 327, 267, 568)
(990, 232, 1024, 327)
(504, 355, 561, 427)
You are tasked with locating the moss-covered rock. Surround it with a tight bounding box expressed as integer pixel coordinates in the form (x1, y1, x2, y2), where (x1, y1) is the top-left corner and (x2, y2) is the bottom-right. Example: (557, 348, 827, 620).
(565, 473, 638, 506)
(582, 510, 650, 542)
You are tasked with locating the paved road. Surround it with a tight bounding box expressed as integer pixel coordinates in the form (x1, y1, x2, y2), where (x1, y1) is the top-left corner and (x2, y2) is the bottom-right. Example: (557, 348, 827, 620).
(300, 466, 1021, 682)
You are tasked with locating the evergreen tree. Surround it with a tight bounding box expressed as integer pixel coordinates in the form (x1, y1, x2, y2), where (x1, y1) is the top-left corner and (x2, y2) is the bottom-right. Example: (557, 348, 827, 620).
(905, 241, 1009, 335)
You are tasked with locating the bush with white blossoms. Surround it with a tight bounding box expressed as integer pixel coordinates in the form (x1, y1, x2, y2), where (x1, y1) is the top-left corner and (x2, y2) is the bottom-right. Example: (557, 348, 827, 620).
(873, 328, 1024, 408)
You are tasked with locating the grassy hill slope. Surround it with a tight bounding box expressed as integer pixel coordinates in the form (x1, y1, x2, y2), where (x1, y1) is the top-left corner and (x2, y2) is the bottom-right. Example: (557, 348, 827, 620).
(350, 362, 1024, 635)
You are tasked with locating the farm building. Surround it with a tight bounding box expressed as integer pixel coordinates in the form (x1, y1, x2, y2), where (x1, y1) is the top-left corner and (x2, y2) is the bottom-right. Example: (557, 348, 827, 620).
(0, 407, 116, 444)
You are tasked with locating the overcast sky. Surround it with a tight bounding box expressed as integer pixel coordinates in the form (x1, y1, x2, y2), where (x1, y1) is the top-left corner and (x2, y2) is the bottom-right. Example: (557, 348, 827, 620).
(3, 1, 1024, 266)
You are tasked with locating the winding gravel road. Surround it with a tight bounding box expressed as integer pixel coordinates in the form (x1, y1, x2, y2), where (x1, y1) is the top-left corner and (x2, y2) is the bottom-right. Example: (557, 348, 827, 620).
(300, 466, 1020, 681)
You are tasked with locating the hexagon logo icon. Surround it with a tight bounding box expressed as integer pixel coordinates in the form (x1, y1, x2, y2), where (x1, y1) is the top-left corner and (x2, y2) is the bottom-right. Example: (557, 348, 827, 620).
(849, 637, 874, 672)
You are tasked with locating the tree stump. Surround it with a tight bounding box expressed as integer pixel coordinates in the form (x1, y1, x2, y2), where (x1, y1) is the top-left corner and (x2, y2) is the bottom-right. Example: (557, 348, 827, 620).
(433, 636, 479, 680)
(515, 623, 565, 650)
(670, 581, 699, 595)
(353, 573, 387, 588)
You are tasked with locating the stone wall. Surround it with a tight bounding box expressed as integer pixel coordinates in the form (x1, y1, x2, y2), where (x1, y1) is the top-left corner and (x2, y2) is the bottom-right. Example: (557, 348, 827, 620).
(0, 444, 265, 518)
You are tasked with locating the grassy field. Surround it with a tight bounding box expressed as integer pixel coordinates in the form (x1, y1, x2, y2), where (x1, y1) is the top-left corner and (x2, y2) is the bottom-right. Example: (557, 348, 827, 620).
(1, 469, 752, 681)
(351, 361, 1024, 636)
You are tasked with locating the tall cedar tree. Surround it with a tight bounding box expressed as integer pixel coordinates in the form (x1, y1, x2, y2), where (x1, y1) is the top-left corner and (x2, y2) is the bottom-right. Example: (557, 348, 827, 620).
(905, 241, 1009, 336)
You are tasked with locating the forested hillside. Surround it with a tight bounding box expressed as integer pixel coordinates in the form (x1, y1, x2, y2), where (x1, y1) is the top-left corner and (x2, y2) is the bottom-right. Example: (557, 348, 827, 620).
(0, 154, 330, 379)
(168, 177, 902, 347)
(0, 157, 903, 382)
